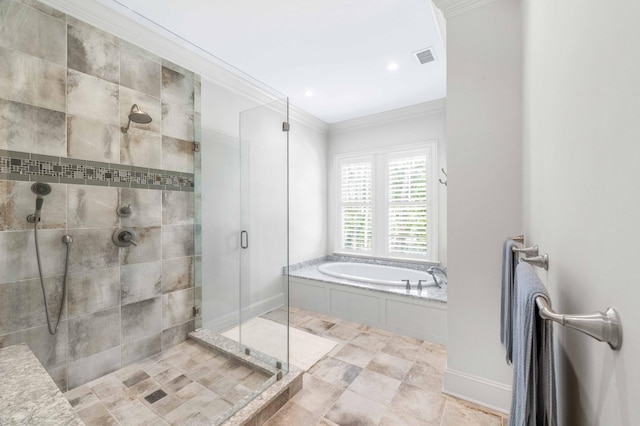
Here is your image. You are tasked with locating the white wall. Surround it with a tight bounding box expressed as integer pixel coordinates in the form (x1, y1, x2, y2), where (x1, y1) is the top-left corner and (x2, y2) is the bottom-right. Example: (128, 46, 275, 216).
(327, 100, 448, 264)
(289, 120, 329, 264)
(443, 0, 522, 411)
(200, 79, 328, 329)
(523, 0, 640, 423)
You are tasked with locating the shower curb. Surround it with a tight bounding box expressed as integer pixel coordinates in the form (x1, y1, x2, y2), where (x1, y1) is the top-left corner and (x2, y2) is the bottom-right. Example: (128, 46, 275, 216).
(189, 330, 304, 425)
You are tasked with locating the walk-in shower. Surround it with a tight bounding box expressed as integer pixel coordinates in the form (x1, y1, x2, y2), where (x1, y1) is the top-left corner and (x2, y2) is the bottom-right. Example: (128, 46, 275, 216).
(0, 1, 296, 423)
(26, 183, 73, 336)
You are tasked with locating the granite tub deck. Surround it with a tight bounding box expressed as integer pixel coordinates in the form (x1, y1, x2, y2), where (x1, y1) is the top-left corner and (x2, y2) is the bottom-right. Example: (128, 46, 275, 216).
(288, 257, 448, 344)
(0, 344, 82, 425)
(288, 257, 448, 303)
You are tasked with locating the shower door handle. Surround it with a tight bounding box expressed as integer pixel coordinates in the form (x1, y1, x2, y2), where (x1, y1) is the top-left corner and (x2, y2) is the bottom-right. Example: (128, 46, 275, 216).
(241, 230, 248, 249)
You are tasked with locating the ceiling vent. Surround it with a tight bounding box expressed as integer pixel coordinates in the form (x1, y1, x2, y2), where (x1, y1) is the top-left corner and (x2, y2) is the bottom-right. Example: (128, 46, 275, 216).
(415, 47, 436, 64)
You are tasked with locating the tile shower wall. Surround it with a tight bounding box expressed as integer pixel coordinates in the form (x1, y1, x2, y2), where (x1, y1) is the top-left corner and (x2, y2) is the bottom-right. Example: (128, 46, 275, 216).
(0, 0, 201, 391)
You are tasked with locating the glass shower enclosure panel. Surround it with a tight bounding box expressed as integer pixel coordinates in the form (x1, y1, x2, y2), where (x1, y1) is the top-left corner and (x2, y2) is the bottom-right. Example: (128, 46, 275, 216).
(239, 98, 290, 372)
(193, 94, 289, 423)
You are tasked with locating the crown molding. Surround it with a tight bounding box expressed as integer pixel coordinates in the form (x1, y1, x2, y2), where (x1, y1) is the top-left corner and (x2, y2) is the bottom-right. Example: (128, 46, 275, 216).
(38, 0, 328, 133)
(432, 0, 500, 18)
(329, 99, 446, 135)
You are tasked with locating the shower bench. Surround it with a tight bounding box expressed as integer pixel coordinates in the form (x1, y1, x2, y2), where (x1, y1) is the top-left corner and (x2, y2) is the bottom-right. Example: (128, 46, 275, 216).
(0, 344, 82, 425)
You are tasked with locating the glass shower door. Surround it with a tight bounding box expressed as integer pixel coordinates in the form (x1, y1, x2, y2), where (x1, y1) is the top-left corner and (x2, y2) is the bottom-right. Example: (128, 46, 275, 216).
(239, 98, 290, 372)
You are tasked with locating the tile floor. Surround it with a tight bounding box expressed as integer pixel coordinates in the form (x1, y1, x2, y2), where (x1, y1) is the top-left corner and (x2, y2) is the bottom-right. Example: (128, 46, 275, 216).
(64, 340, 272, 425)
(63, 307, 508, 425)
(263, 307, 509, 426)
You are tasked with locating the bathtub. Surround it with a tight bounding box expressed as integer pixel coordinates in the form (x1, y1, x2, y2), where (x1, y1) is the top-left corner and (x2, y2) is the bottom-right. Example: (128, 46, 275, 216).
(318, 262, 436, 287)
(289, 258, 447, 344)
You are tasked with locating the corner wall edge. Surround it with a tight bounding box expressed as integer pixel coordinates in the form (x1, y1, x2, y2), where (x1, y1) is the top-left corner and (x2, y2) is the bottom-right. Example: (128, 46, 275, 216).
(432, 0, 500, 18)
(442, 367, 512, 414)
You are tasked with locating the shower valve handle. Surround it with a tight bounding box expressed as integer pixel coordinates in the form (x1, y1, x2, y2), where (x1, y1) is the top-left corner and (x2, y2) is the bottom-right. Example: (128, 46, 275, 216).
(120, 232, 138, 246)
(113, 228, 138, 247)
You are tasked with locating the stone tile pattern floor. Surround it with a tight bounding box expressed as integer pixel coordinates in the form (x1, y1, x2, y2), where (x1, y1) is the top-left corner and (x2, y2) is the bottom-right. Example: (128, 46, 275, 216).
(263, 307, 509, 426)
(64, 340, 271, 425)
(63, 307, 508, 426)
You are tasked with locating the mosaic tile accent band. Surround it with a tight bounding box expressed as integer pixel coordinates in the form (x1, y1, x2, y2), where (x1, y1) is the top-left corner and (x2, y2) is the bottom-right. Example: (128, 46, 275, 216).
(0, 150, 194, 191)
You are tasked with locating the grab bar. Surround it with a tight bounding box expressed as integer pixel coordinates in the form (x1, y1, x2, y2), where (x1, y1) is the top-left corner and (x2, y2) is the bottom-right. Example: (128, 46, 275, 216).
(535, 297, 622, 350)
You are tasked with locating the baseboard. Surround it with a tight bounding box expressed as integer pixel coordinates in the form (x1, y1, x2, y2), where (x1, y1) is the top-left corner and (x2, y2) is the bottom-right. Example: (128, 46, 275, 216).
(442, 368, 512, 414)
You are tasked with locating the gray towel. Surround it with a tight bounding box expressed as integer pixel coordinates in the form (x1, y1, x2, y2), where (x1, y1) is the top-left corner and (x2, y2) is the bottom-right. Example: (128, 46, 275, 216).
(501, 238, 519, 363)
(509, 262, 557, 426)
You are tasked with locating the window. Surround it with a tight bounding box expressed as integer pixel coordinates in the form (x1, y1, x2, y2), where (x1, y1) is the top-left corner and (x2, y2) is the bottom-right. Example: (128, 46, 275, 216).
(335, 143, 437, 261)
(388, 154, 428, 256)
(340, 158, 373, 251)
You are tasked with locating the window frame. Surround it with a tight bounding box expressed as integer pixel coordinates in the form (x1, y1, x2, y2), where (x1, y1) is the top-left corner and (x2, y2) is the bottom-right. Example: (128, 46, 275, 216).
(333, 141, 438, 262)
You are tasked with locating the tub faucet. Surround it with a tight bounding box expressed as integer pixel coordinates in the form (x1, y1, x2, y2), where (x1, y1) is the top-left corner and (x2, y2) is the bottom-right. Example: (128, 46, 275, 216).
(427, 266, 447, 288)
(403, 279, 411, 290)
(418, 280, 427, 291)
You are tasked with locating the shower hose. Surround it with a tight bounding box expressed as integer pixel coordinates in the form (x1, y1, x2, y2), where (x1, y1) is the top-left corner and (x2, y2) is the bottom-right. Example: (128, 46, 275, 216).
(34, 221, 71, 335)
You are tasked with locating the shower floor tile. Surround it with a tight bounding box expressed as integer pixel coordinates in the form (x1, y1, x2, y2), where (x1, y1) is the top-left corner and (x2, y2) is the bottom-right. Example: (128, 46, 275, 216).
(64, 340, 272, 425)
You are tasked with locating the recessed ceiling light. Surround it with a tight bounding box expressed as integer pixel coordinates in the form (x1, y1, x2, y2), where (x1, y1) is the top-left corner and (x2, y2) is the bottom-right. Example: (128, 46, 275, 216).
(387, 62, 399, 71)
(304, 90, 314, 97)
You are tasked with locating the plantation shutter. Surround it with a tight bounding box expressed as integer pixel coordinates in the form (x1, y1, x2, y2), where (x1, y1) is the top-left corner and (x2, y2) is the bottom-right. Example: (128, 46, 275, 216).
(388, 154, 428, 256)
(339, 159, 373, 252)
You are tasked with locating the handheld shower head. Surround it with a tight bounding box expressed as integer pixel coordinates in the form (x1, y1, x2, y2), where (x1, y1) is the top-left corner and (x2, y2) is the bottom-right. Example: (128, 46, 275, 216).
(31, 182, 52, 196)
(121, 104, 152, 133)
(35, 196, 44, 212)
(29, 183, 51, 220)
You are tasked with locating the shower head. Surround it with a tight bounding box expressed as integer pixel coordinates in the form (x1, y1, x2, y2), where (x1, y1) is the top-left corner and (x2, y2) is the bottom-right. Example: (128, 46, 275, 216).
(31, 182, 52, 197)
(121, 104, 152, 133)
(30, 182, 51, 219)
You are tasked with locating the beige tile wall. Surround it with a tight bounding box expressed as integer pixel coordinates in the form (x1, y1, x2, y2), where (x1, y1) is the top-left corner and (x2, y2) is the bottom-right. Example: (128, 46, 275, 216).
(0, 0, 201, 391)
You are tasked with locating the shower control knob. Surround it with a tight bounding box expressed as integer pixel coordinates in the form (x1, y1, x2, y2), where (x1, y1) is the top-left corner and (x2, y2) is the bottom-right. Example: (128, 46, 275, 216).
(117, 205, 132, 217)
(112, 227, 138, 247)
(119, 232, 137, 246)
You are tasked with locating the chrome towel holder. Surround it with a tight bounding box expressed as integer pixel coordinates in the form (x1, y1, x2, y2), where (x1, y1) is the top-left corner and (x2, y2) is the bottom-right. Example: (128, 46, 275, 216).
(508, 234, 525, 244)
(510, 239, 549, 270)
(508, 235, 622, 350)
(535, 296, 622, 350)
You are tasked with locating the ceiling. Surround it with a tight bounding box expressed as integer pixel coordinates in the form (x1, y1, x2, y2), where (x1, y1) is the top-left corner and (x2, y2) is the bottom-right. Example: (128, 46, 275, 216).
(113, 0, 446, 123)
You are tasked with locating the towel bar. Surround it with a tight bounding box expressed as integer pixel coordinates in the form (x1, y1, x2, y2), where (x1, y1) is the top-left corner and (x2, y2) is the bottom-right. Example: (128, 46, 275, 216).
(535, 297, 622, 350)
(520, 254, 549, 270)
(509, 234, 525, 243)
(512, 245, 539, 256)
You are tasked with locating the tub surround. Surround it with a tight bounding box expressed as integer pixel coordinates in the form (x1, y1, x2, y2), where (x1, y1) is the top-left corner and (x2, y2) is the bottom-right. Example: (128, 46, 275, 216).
(288, 256, 447, 303)
(290, 255, 440, 272)
(0, 344, 82, 425)
(289, 257, 447, 344)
